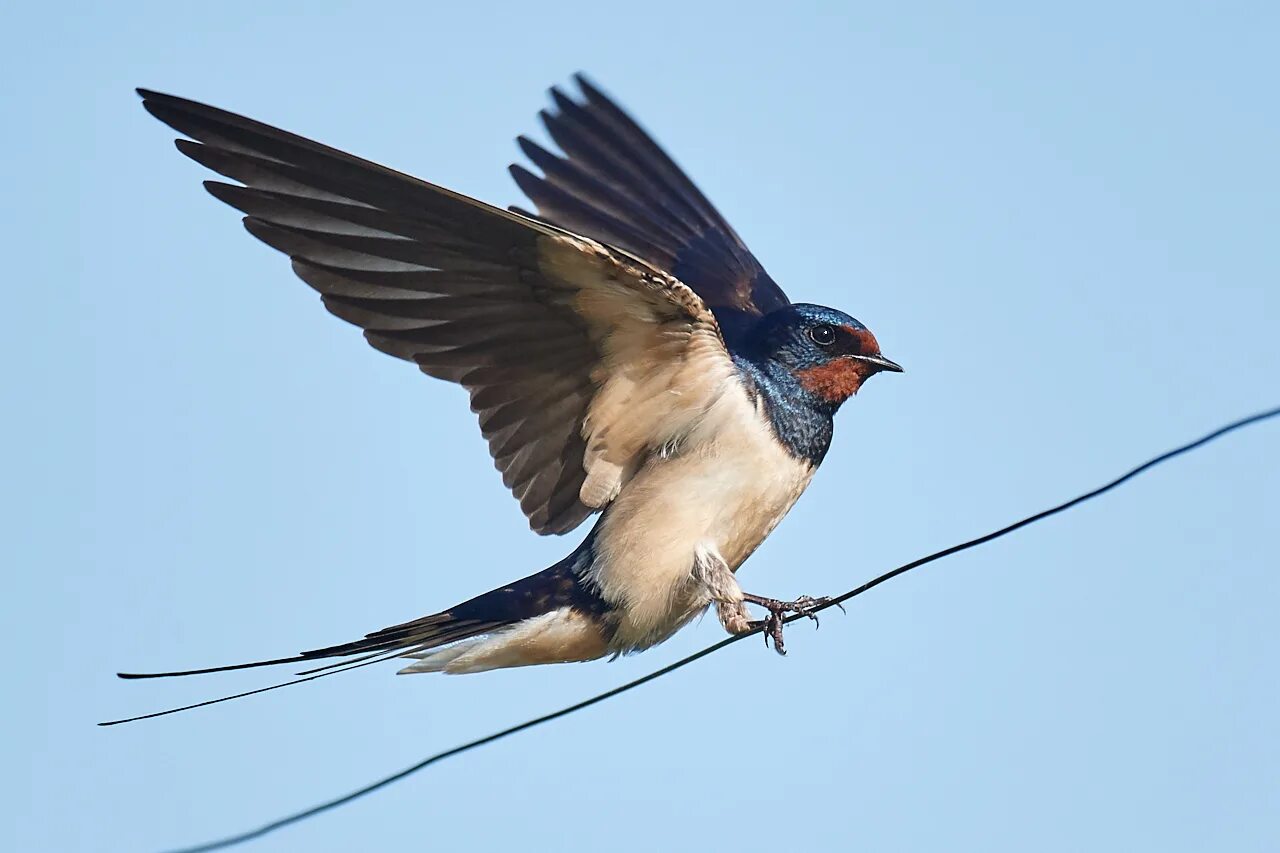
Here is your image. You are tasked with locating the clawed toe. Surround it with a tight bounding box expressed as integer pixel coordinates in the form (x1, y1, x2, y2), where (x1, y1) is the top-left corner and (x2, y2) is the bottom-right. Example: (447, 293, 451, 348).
(746, 614, 786, 654)
(741, 592, 838, 656)
(790, 595, 825, 625)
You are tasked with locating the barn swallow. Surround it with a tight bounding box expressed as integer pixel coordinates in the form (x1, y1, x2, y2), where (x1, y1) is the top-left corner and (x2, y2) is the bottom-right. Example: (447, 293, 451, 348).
(127, 75, 900, 682)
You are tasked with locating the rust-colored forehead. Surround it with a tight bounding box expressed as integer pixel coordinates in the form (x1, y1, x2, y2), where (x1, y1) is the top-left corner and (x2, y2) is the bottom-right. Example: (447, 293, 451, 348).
(841, 325, 881, 355)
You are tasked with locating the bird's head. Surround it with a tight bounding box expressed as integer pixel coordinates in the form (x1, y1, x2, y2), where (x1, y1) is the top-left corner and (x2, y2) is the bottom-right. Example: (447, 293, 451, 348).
(752, 303, 902, 409)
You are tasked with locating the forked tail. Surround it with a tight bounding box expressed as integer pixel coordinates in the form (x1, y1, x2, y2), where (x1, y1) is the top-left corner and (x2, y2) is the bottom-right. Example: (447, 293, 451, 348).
(103, 557, 610, 726)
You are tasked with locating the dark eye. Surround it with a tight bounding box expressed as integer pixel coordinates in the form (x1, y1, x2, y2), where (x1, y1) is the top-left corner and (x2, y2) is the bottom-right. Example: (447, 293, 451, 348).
(808, 324, 837, 346)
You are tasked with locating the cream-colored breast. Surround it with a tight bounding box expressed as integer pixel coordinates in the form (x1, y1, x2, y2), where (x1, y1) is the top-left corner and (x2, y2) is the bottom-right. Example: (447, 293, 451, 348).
(588, 383, 816, 649)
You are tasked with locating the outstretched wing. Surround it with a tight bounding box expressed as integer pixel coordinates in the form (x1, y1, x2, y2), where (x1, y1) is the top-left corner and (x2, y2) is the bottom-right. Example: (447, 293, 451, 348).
(139, 90, 739, 535)
(510, 74, 790, 338)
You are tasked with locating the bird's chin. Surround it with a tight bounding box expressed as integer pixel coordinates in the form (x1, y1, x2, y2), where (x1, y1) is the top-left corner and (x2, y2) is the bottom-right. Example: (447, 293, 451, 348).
(798, 354, 902, 409)
(796, 359, 875, 405)
(838, 371, 875, 404)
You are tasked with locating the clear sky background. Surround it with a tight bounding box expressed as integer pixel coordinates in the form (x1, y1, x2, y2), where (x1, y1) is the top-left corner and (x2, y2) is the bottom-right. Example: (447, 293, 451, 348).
(5, 3, 1278, 851)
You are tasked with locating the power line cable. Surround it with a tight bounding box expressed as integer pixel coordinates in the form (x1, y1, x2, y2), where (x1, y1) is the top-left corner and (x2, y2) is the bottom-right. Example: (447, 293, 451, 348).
(156, 405, 1280, 853)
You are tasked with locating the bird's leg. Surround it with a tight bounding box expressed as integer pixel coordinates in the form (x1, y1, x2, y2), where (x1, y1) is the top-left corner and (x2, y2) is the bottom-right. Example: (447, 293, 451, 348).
(741, 593, 842, 656)
(691, 548, 753, 635)
(689, 550, 842, 653)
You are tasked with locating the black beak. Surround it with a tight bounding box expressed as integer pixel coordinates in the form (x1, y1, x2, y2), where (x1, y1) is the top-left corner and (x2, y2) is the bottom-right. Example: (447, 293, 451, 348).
(854, 354, 904, 374)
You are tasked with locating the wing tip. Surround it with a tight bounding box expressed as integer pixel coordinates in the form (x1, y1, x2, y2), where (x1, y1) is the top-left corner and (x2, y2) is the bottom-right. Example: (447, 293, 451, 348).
(571, 72, 605, 104)
(508, 162, 541, 194)
(547, 86, 577, 115)
(136, 86, 175, 103)
(514, 134, 547, 162)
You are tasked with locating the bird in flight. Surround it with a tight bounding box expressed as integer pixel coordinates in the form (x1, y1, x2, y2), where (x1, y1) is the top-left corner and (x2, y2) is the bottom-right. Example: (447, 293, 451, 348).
(128, 75, 901, 682)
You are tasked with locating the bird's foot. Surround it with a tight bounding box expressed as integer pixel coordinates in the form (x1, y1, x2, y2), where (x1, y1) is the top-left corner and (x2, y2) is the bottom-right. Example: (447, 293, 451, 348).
(742, 593, 842, 656)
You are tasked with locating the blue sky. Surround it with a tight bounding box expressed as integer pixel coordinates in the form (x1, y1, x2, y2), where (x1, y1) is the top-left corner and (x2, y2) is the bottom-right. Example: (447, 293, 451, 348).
(5, 2, 1278, 851)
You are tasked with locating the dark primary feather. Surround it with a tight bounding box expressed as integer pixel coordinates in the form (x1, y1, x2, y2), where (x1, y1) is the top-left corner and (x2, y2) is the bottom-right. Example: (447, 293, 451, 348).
(511, 74, 790, 334)
(138, 88, 608, 534)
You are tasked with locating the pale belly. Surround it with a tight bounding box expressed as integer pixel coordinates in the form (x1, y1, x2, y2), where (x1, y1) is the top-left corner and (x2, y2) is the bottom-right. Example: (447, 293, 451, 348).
(586, 395, 816, 651)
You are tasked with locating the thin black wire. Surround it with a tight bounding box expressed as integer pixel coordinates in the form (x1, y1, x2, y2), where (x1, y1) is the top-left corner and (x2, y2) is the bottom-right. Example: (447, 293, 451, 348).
(165, 405, 1280, 853)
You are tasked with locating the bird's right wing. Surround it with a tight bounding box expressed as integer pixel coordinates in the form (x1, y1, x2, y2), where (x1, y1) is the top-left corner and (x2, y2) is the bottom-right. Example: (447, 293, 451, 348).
(139, 89, 741, 535)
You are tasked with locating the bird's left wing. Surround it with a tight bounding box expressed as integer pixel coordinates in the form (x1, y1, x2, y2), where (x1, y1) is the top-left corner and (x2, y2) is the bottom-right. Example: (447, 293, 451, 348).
(138, 90, 740, 535)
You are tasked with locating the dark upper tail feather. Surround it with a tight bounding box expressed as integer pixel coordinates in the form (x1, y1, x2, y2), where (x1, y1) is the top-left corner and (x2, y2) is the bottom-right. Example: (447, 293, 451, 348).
(116, 612, 499, 680)
(100, 648, 411, 726)
(102, 612, 508, 725)
(104, 547, 605, 724)
(115, 556, 601, 680)
(117, 653, 317, 679)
